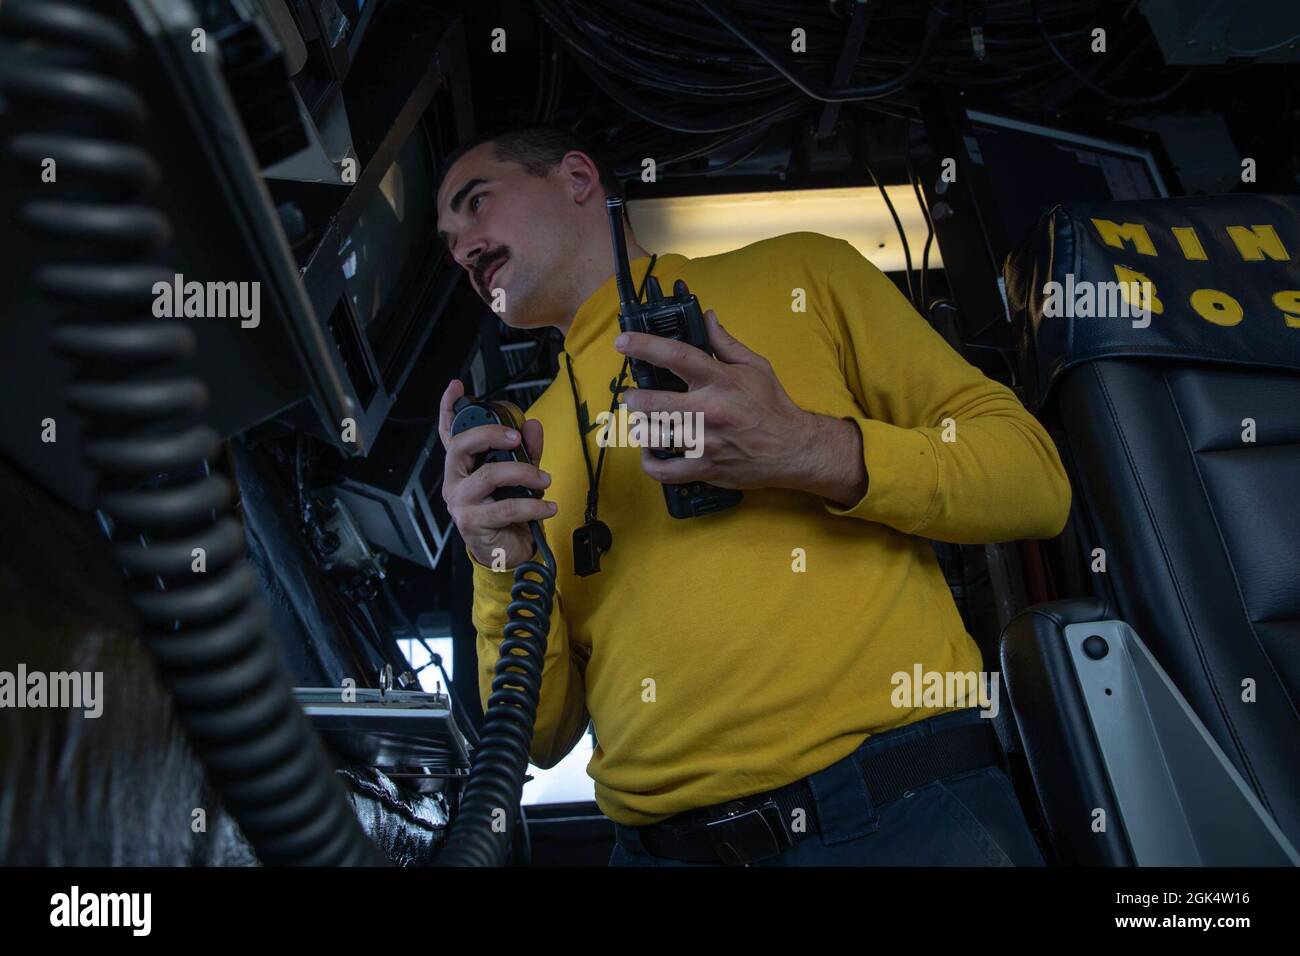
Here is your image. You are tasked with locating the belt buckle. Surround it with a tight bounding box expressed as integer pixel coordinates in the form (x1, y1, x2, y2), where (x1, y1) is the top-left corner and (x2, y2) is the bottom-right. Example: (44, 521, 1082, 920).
(702, 800, 792, 866)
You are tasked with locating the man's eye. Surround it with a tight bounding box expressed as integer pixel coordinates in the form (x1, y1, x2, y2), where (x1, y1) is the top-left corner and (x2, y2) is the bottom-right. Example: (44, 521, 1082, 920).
(470, 194, 485, 212)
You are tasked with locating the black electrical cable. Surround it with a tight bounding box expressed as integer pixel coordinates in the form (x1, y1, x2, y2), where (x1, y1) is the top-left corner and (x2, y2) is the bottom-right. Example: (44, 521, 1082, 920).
(865, 163, 916, 309)
(565, 254, 657, 532)
(577, 0, 826, 82)
(533, 0, 808, 133)
(1029, 0, 1194, 105)
(919, 229, 935, 316)
(0, 0, 380, 866)
(618, 126, 754, 172)
(629, 126, 769, 179)
(906, 155, 935, 313)
(583, 0, 1160, 111)
(706, 131, 769, 175)
(840, 98, 920, 122)
(357, 596, 413, 675)
(437, 521, 557, 866)
(653, 132, 741, 168)
(538, 0, 1169, 142)
(695, 0, 954, 101)
(565, 0, 741, 51)
(584, 62, 807, 134)
(560, 4, 789, 97)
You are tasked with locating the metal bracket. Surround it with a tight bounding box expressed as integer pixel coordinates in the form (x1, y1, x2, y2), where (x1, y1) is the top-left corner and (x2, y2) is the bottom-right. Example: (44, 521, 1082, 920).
(1064, 620, 1299, 866)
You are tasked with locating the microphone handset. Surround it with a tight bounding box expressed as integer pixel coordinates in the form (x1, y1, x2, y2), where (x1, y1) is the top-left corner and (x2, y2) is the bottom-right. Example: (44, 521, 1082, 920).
(604, 197, 743, 519)
(446, 395, 556, 857)
(450, 397, 539, 503)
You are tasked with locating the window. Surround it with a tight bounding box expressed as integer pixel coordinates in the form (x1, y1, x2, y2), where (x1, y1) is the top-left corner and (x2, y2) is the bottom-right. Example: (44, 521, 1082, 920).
(398, 637, 598, 805)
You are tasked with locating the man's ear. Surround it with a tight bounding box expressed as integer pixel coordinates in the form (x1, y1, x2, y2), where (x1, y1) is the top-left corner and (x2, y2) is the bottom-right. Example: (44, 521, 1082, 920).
(559, 150, 600, 205)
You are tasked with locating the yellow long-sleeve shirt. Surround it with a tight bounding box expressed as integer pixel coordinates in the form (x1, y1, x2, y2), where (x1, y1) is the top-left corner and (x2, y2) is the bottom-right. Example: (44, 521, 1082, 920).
(469, 231, 1071, 826)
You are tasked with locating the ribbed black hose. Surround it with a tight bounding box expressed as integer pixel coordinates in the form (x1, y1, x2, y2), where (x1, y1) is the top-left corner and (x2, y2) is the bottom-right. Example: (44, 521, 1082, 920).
(437, 523, 556, 866)
(0, 0, 380, 866)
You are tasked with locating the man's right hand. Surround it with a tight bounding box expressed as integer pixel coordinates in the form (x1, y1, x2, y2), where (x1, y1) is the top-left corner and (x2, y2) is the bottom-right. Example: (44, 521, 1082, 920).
(439, 378, 556, 570)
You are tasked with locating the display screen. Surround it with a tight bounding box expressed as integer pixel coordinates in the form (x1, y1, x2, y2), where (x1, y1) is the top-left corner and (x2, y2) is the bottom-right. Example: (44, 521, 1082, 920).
(964, 110, 1168, 263)
(338, 125, 436, 345)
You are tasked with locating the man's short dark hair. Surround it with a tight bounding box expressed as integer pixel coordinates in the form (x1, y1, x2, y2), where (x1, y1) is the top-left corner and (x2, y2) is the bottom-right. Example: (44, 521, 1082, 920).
(439, 124, 630, 224)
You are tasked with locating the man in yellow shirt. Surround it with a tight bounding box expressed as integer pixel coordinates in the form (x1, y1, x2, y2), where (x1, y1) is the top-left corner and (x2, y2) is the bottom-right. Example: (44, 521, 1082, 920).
(434, 125, 1071, 866)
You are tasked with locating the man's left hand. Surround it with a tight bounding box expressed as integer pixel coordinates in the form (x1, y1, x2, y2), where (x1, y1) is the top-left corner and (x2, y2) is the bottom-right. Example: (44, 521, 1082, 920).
(614, 310, 867, 506)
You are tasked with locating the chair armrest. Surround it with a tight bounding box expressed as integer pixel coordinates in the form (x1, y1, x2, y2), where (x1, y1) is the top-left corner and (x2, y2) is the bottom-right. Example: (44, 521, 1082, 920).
(1001, 600, 1299, 866)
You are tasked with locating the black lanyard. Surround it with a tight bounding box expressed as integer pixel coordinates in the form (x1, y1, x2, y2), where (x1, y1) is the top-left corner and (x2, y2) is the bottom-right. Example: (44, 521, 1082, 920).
(563, 254, 656, 575)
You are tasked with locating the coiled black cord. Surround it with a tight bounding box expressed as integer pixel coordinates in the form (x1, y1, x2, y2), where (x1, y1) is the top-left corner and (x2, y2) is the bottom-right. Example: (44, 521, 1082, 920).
(0, 0, 379, 865)
(437, 522, 556, 866)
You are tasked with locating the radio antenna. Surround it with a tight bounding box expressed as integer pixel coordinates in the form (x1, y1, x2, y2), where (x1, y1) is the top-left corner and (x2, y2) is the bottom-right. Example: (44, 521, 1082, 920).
(605, 197, 639, 315)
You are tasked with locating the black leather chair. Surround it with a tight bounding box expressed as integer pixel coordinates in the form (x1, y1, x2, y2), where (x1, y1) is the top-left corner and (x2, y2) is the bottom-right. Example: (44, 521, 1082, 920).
(1000, 195, 1300, 866)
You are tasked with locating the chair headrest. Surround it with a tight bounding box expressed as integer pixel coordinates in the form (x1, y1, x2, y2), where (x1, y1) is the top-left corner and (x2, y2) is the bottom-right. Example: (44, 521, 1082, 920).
(1004, 195, 1300, 412)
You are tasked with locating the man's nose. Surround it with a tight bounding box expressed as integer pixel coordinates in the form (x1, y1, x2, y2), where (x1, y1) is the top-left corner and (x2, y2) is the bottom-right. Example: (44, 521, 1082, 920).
(452, 233, 487, 272)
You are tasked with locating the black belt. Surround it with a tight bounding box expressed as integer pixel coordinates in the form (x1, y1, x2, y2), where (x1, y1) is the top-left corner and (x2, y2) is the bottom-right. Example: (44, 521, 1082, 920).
(628, 718, 1003, 865)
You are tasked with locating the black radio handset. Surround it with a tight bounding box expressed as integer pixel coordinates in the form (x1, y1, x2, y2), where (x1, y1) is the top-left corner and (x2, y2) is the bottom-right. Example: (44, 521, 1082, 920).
(450, 396, 539, 501)
(605, 197, 743, 519)
(445, 394, 556, 860)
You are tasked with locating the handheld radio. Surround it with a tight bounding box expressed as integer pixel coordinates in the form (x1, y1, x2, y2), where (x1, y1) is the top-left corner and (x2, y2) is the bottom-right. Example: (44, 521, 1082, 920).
(605, 197, 743, 519)
(449, 396, 538, 501)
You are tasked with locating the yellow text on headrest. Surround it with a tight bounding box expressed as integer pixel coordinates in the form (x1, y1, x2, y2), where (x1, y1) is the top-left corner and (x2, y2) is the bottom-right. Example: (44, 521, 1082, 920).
(1226, 225, 1289, 261)
(1090, 218, 1293, 262)
(1091, 220, 1156, 256)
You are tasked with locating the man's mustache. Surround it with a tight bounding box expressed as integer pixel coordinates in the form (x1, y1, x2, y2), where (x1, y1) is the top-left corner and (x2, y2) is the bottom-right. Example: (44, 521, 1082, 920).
(474, 249, 509, 296)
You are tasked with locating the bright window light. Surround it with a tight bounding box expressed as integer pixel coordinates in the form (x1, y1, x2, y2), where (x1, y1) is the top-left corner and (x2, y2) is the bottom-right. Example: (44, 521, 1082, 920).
(399, 638, 598, 805)
(524, 729, 596, 806)
(626, 185, 941, 275)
